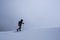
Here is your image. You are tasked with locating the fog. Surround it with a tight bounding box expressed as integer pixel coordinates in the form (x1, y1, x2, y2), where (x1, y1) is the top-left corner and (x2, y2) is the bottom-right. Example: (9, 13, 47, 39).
(0, 0, 60, 31)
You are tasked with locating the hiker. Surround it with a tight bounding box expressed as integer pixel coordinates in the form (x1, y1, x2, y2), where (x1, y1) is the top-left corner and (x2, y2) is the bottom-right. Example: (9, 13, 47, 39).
(17, 19, 24, 31)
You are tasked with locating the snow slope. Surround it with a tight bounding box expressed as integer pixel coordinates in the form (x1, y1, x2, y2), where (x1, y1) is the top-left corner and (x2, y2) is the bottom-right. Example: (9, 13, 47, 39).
(0, 27, 60, 40)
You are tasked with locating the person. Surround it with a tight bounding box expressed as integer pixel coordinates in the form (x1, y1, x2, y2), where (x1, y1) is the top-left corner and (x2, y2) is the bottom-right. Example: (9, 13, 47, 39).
(17, 19, 24, 31)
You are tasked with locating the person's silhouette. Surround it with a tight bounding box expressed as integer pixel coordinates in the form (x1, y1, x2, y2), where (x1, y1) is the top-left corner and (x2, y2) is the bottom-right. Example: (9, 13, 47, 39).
(17, 19, 24, 31)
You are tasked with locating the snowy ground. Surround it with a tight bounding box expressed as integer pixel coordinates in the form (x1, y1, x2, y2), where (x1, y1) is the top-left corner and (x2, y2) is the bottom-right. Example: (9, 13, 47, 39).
(0, 27, 60, 40)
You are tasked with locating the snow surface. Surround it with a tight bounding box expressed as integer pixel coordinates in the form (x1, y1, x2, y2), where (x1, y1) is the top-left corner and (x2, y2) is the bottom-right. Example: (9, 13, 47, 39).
(0, 27, 60, 40)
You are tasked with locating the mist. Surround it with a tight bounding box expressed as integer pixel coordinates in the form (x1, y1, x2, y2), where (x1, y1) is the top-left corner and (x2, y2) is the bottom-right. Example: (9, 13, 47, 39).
(0, 0, 60, 31)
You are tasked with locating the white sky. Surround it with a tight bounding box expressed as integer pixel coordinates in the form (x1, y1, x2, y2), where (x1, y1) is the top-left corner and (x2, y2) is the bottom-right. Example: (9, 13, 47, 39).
(0, 0, 60, 31)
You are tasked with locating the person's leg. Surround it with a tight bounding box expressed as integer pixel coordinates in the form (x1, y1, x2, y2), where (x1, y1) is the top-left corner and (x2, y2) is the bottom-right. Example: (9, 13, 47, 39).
(19, 26, 21, 31)
(17, 26, 21, 31)
(17, 28, 19, 31)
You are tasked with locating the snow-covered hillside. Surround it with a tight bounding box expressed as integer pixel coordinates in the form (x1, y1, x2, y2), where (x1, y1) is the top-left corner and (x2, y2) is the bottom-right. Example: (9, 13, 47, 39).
(0, 27, 60, 40)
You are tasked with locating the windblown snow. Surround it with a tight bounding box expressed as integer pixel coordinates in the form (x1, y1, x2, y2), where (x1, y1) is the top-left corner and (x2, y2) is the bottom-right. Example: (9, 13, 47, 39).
(0, 28, 60, 40)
